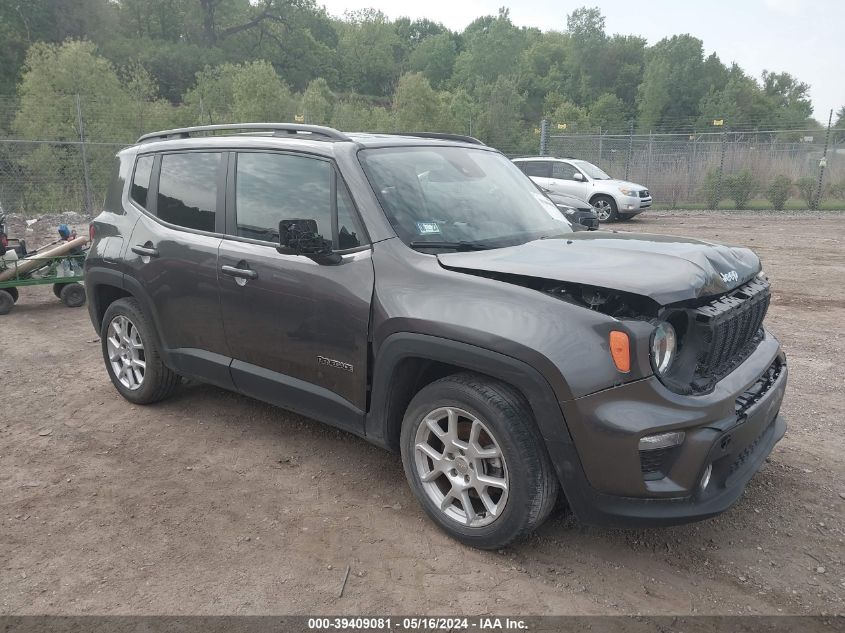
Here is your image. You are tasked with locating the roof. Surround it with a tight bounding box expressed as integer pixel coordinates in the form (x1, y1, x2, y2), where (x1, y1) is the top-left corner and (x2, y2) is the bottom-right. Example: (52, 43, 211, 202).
(512, 156, 573, 162)
(135, 123, 486, 150)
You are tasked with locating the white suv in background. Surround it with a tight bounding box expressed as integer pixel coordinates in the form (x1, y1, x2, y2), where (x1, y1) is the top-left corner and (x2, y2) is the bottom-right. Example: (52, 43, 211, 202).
(513, 157, 651, 221)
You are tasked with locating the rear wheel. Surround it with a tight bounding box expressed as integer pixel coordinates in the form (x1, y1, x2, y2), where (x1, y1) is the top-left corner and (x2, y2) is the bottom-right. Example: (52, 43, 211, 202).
(592, 195, 618, 222)
(400, 373, 559, 549)
(101, 298, 180, 404)
(0, 289, 14, 315)
(6, 287, 19, 303)
(59, 282, 86, 308)
(52, 283, 65, 298)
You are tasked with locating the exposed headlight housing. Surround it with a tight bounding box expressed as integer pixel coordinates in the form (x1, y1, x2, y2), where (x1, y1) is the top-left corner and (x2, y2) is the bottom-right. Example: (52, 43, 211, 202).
(651, 321, 677, 376)
(557, 205, 577, 215)
(619, 186, 639, 196)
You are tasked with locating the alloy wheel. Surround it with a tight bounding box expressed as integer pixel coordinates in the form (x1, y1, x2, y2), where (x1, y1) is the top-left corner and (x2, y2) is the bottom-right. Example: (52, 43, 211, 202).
(594, 199, 612, 221)
(413, 407, 509, 527)
(107, 315, 146, 390)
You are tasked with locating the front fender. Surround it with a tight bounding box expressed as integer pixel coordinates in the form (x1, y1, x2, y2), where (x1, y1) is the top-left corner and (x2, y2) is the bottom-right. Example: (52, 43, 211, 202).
(367, 332, 574, 447)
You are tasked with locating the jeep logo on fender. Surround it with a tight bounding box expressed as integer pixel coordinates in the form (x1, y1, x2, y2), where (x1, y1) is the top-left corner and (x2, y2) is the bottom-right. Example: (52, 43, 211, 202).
(317, 356, 354, 373)
(721, 270, 739, 283)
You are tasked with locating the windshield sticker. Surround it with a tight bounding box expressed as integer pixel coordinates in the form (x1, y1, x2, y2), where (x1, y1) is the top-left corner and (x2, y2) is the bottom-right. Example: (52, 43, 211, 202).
(416, 222, 441, 234)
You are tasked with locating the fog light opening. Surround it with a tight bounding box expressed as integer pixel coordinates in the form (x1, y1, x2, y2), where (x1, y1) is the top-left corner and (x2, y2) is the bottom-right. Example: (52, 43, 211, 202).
(700, 463, 713, 491)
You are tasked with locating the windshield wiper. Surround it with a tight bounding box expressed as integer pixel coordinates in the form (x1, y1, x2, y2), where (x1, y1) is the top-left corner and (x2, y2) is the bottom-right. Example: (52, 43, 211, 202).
(408, 240, 493, 251)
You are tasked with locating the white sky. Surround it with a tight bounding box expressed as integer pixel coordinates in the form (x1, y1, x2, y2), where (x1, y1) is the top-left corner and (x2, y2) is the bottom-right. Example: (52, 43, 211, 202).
(319, 0, 844, 125)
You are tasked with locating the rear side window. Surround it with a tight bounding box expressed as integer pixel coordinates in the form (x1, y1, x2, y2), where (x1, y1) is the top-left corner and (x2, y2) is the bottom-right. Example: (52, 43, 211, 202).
(157, 153, 221, 232)
(234, 152, 363, 249)
(519, 161, 552, 178)
(130, 155, 154, 209)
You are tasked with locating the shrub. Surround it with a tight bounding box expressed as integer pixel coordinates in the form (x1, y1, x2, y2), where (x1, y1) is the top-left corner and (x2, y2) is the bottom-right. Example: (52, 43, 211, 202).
(795, 176, 817, 208)
(827, 178, 845, 200)
(724, 169, 757, 209)
(766, 175, 792, 211)
(701, 168, 723, 209)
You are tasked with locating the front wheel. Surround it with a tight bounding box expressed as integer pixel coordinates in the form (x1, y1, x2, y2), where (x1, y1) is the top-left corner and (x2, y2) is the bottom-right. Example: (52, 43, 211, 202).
(592, 195, 618, 222)
(400, 373, 559, 549)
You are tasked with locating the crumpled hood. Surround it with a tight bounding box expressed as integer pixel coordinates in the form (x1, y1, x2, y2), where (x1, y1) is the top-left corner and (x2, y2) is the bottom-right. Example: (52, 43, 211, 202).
(437, 231, 761, 305)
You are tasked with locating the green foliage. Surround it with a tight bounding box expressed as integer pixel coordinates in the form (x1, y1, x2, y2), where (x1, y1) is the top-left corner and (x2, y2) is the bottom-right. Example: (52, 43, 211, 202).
(827, 178, 845, 200)
(795, 176, 817, 209)
(301, 78, 335, 125)
(408, 33, 457, 88)
(701, 168, 723, 209)
(766, 175, 792, 210)
(337, 10, 399, 96)
(184, 61, 296, 123)
(724, 169, 757, 209)
(393, 73, 443, 132)
(589, 93, 626, 131)
(638, 35, 711, 130)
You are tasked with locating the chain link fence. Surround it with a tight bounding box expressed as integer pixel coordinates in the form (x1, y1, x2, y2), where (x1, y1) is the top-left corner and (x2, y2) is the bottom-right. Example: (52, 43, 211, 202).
(2, 92, 844, 216)
(535, 123, 845, 208)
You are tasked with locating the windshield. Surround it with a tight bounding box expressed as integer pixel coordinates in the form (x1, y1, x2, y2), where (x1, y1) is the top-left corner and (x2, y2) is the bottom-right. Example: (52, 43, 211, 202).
(572, 160, 611, 180)
(359, 147, 571, 249)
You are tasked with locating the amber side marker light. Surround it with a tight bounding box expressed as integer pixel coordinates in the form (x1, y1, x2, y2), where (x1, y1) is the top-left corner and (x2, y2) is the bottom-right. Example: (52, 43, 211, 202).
(609, 330, 631, 373)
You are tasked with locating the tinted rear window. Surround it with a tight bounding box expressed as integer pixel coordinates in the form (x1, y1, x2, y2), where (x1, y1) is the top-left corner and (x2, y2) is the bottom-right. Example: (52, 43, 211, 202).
(519, 161, 551, 178)
(157, 153, 221, 232)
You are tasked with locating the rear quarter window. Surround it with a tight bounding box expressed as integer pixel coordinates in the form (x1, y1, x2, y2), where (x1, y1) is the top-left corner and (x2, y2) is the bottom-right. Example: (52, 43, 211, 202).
(130, 155, 154, 209)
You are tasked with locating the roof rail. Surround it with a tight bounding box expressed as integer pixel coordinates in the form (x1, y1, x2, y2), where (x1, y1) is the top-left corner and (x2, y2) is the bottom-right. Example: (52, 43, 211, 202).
(386, 132, 486, 146)
(136, 123, 352, 144)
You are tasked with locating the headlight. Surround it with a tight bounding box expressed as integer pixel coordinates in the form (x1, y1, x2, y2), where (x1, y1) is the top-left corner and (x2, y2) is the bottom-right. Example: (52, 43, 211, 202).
(557, 205, 576, 215)
(619, 186, 639, 196)
(651, 321, 676, 375)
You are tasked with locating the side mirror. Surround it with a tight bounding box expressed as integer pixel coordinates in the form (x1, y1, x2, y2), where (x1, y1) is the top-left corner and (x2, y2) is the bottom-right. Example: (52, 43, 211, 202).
(278, 219, 341, 265)
(573, 172, 585, 182)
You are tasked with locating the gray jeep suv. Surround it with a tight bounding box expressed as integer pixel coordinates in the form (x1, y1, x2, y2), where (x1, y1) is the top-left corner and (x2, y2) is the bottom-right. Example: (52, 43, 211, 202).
(85, 124, 787, 549)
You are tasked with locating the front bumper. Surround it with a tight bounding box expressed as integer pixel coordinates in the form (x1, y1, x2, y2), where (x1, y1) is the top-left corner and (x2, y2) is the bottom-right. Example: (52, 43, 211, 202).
(549, 331, 787, 527)
(618, 193, 652, 214)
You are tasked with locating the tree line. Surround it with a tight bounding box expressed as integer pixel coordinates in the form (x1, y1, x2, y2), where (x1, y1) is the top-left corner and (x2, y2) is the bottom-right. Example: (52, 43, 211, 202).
(0, 1, 843, 213)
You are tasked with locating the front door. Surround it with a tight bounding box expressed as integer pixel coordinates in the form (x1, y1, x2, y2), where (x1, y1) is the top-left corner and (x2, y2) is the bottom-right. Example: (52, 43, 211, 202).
(218, 151, 374, 433)
(549, 161, 590, 199)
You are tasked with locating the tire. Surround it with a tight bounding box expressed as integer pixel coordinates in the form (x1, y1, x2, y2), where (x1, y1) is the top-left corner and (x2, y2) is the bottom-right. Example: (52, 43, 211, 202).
(592, 195, 619, 222)
(6, 287, 19, 303)
(0, 289, 14, 315)
(59, 282, 86, 308)
(400, 372, 559, 549)
(100, 297, 180, 404)
(53, 283, 65, 298)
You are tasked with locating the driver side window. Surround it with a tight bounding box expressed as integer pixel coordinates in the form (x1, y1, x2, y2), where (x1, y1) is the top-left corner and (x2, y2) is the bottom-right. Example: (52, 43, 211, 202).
(552, 162, 581, 181)
(234, 152, 364, 250)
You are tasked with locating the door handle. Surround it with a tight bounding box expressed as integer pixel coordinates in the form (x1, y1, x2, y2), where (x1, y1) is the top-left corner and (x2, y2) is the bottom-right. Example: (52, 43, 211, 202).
(131, 245, 159, 258)
(220, 265, 258, 280)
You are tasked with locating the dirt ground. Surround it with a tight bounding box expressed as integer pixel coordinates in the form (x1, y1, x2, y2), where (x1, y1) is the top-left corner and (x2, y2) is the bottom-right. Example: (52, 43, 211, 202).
(1, 210, 843, 616)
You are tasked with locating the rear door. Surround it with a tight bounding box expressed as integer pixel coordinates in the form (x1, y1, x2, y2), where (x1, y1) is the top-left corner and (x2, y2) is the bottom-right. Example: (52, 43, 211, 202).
(518, 160, 553, 189)
(217, 150, 374, 433)
(124, 150, 233, 388)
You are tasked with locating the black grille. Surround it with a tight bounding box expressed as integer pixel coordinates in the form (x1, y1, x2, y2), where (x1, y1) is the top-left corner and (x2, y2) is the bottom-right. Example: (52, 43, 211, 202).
(691, 278, 770, 392)
(735, 358, 783, 419)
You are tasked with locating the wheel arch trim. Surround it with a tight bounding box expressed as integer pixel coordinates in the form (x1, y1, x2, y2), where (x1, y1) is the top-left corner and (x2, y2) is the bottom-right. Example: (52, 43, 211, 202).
(366, 332, 575, 449)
